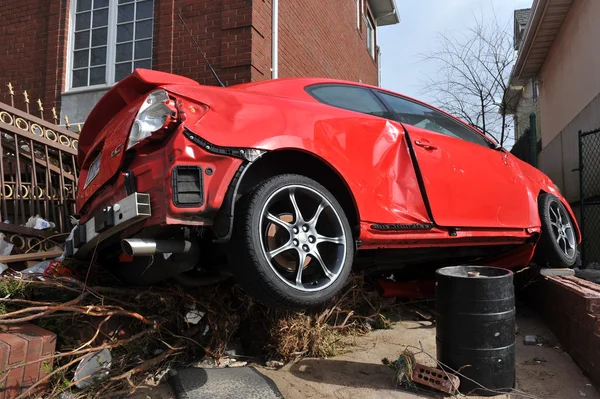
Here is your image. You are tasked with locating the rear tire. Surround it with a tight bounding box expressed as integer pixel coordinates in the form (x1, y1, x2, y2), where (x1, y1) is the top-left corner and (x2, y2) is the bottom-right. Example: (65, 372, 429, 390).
(535, 193, 577, 268)
(228, 174, 354, 310)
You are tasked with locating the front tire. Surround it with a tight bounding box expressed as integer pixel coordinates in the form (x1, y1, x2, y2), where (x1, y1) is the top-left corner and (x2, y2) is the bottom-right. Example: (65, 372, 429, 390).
(229, 174, 354, 310)
(535, 193, 577, 268)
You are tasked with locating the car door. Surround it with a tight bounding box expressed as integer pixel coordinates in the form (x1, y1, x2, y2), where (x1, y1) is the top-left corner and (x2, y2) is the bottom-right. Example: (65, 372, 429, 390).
(375, 91, 533, 229)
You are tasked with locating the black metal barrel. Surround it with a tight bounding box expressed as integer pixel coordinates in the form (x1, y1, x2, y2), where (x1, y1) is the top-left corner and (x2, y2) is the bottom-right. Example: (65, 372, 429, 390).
(436, 266, 515, 396)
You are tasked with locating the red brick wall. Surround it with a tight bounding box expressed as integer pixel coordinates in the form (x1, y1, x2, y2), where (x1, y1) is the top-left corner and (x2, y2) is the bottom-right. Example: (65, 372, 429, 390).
(154, 0, 253, 87)
(0, 0, 379, 118)
(251, 0, 378, 85)
(526, 275, 600, 386)
(0, 0, 70, 117)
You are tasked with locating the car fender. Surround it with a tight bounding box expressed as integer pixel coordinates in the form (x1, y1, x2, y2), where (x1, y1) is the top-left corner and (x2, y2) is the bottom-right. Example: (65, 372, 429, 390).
(171, 85, 431, 227)
(512, 155, 581, 242)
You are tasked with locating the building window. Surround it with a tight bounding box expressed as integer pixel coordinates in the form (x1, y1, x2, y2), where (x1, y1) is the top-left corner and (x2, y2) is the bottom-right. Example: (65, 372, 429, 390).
(365, 14, 375, 58)
(69, 0, 154, 89)
(354, 0, 362, 30)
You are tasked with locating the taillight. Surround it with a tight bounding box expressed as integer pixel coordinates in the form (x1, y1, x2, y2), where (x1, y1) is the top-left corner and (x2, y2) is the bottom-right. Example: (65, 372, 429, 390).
(127, 90, 178, 150)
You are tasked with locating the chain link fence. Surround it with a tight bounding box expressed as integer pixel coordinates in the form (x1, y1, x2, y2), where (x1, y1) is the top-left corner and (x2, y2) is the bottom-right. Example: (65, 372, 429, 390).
(579, 128, 600, 268)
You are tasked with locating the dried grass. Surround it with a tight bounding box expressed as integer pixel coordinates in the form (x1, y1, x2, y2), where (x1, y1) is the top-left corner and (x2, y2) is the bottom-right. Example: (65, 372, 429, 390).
(0, 269, 391, 398)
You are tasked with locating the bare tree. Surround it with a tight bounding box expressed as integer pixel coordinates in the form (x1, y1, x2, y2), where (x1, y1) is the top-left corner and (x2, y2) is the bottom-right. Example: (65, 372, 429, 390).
(422, 13, 520, 147)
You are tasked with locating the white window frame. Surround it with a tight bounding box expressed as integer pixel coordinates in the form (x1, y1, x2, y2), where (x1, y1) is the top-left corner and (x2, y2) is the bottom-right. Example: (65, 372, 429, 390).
(365, 13, 375, 59)
(66, 0, 154, 93)
(355, 0, 364, 30)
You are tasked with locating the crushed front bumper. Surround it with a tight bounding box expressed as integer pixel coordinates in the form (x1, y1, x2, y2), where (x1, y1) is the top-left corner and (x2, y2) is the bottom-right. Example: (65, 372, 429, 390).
(67, 192, 151, 259)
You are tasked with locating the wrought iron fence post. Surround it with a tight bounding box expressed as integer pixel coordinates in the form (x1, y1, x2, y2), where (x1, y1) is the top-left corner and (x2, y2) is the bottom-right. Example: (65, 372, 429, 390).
(529, 113, 538, 168)
(579, 129, 585, 268)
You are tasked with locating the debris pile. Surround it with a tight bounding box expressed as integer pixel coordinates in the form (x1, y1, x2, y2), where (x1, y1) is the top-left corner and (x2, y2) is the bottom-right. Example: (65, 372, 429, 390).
(0, 269, 391, 398)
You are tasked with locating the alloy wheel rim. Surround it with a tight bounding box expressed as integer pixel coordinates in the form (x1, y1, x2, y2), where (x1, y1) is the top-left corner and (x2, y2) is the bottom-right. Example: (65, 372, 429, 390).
(549, 202, 576, 259)
(259, 184, 347, 292)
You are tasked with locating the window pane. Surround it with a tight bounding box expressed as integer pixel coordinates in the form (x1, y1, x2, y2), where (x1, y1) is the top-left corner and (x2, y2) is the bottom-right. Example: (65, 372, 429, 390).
(117, 23, 134, 42)
(118, 4, 135, 23)
(376, 91, 491, 148)
(90, 66, 106, 85)
(77, 0, 91, 12)
(134, 40, 152, 59)
(134, 59, 151, 70)
(72, 69, 88, 88)
(74, 31, 90, 49)
(91, 27, 107, 46)
(91, 47, 107, 66)
(94, 0, 109, 8)
(93, 8, 109, 27)
(119, 0, 134, 3)
(135, 20, 153, 39)
(75, 12, 91, 31)
(308, 85, 387, 117)
(115, 63, 132, 82)
(116, 42, 133, 62)
(136, 1, 154, 19)
(73, 50, 89, 68)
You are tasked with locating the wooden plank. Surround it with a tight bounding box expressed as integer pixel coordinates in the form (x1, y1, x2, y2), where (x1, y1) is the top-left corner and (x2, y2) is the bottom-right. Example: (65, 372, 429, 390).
(0, 250, 63, 264)
(0, 223, 56, 239)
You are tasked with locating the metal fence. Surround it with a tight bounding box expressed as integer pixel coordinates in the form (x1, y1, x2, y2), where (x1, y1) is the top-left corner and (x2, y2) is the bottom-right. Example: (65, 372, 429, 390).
(0, 84, 80, 234)
(579, 127, 600, 268)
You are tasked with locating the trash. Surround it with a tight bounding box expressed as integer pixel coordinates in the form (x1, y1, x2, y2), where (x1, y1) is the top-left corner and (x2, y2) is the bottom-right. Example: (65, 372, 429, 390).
(25, 215, 55, 230)
(22, 260, 77, 279)
(184, 303, 205, 325)
(74, 348, 112, 388)
(0, 234, 14, 256)
(265, 360, 285, 368)
(534, 357, 547, 363)
(226, 360, 248, 368)
(0, 263, 7, 274)
(411, 363, 460, 394)
(580, 391, 587, 397)
(524, 335, 538, 345)
(193, 357, 219, 369)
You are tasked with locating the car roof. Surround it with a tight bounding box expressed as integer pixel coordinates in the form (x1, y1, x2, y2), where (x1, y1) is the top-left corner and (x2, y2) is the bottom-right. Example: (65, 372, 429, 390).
(228, 77, 455, 121)
(229, 77, 389, 101)
(229, 78, 488, 139)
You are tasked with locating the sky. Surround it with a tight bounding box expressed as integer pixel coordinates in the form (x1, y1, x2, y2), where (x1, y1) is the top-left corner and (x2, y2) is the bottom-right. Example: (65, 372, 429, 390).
(378, 0, 534, 103)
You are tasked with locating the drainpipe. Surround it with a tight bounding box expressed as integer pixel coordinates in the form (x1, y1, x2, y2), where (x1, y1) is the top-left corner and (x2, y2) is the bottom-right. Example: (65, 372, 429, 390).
(271, 0, 279, 79)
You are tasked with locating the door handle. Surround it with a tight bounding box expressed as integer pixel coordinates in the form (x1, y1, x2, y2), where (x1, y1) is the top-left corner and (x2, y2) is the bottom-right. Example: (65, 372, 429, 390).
(414, 140, 438, 150)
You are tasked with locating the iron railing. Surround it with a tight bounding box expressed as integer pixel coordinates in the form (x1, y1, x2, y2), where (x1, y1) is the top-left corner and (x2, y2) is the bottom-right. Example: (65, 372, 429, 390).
(0, 84, 79, 235)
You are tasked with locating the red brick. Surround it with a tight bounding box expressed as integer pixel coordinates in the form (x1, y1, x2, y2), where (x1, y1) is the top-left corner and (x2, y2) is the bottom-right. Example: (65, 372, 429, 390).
(0, 324, 56, 399)
(0, 332, 27, 399)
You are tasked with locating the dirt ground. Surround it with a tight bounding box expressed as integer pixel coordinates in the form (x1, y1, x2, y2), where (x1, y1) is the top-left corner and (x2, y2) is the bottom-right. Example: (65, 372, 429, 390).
(131, 308, 599, 399)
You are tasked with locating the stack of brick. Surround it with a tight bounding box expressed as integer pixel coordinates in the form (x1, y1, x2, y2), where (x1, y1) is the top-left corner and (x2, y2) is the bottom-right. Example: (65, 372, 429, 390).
(0, 324, 56, 399)
(526, 275, 600, 386)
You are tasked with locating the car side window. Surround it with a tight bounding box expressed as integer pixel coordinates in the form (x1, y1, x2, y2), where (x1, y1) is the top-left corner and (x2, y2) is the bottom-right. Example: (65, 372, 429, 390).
(307, 85, 388, 118)
(375, 91, 492, 149)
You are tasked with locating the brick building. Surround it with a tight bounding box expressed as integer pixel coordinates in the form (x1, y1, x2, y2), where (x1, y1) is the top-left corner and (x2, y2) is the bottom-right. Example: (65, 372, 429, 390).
(0, 0, 399, 125)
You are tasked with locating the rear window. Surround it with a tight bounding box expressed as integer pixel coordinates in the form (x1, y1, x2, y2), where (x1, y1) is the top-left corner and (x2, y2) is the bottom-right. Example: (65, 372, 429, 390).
(307, 84, 387, 118)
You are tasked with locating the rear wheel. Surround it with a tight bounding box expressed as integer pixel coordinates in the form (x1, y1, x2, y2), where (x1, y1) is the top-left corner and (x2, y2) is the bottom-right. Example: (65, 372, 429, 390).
(535, 193, 577, 268)
(229, 174, 354, 309)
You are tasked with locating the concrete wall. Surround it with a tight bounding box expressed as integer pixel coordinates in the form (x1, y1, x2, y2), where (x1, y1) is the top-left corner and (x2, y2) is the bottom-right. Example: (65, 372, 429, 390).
(539, 86, 600, 203)
(538, 0, 600, 148)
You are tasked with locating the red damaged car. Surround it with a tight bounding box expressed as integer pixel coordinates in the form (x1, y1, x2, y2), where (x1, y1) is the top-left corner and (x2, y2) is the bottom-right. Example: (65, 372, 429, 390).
(70, 69, 580, 309)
